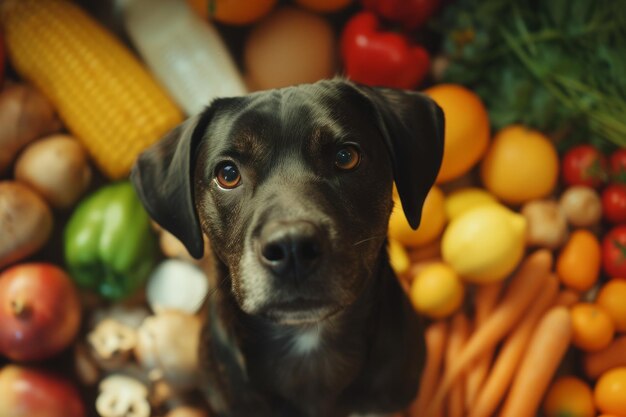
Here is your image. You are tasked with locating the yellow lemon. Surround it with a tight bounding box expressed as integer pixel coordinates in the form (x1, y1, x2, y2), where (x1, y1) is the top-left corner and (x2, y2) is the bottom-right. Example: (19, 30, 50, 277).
(388, 186, 446, 247)
(424, 84, 490, 184)
(388, 239, 410, 276)
(444, 187, 499, 220)
(441, 204, 527, 284)
(410, 262, 465, 319)
(480, 125, 559, 205)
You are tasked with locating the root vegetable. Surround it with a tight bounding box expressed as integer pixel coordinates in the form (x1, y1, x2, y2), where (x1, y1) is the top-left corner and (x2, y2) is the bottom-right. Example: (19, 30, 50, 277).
(427, 250, 553, 415)
(465, 282, 503, 410)
(521, 199, 568, 249)
(468, 274, 559, 417)
(499, 307, 573, 417)
(559, 186, 603, 227)
(0, 181, 53, 269)
(0, 84, 61, 172)
(583, 336, 626, 379)
(409, 320, 448, 417)
(146, 259, 209, 315)
(14, 134, 91, 208)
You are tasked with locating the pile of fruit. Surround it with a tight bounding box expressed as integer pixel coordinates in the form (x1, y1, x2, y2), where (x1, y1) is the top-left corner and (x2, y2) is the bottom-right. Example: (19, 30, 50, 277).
(0, 0, 624, 416)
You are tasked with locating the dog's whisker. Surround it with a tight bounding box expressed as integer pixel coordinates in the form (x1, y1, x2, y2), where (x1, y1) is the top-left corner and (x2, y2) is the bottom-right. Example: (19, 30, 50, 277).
(352, 235, 386, 247)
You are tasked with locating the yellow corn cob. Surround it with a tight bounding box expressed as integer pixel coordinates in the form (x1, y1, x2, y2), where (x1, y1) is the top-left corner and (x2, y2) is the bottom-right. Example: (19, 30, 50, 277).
(0, 0, 184, 179)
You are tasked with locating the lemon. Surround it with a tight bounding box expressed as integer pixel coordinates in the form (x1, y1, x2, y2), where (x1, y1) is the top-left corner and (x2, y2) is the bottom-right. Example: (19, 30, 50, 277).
(388, 186, 446, 247)
(444, 187, 499, 220)
(388, 239, 410, 276)
(410, 262, 465, 319)
(441, 204, 527, 284)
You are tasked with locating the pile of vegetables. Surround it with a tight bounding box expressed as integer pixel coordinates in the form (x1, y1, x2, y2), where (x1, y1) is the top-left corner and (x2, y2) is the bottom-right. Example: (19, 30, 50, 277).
(0, 0, 624, 416)
(436, 0, 626, 149)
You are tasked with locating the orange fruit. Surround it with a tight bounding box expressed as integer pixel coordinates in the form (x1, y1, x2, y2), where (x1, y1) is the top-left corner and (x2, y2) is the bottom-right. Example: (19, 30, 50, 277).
(570, 302, 615, 352)
(187, 0, 278, 25)
(480, 125, 559, 204)
(294, 0, 353, 12)
(409, 262, 465, 319)
(543, 376, 596, 417)
(556, 229, 602, 292)
(424, 84, 490, 183)
(597, 279, 626, 332)
(594, 367, 626, 416)
(388, 186, 446, 247)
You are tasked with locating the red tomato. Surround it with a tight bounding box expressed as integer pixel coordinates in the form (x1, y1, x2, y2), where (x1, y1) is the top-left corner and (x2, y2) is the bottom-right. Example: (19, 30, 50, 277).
(602, 225, 626, 278)
(610, 148, 626, 184)
(361, 0, 441, 30)
(561, 145, 607, 188)
(602, 184, 626, 224)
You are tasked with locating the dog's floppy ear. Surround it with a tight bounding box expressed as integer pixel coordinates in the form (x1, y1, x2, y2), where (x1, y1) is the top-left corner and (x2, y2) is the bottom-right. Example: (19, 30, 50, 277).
(130, 112, 210, 259)
(352, 84, 445, 229)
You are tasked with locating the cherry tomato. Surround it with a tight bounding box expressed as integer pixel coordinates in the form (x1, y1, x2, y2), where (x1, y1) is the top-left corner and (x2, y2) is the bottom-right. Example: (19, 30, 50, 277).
(561, 145, 607, 188)
(602, 225, 626, 278)
(602, 184, 626, 224)
(610, 148, 626, 184)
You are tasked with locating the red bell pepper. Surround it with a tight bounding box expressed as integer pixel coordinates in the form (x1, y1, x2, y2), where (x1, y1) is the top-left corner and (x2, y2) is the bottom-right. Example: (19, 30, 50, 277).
(361, 0, 441, 30)
(340, 11, 430, 90)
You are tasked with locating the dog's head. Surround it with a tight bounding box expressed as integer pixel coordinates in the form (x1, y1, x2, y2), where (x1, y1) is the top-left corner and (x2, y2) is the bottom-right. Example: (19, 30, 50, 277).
(132, 79, 443, 325)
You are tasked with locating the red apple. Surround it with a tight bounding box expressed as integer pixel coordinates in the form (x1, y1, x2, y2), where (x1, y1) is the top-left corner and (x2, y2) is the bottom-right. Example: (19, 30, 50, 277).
(0, 365, 86, 417)
(0, 263, 82, 361)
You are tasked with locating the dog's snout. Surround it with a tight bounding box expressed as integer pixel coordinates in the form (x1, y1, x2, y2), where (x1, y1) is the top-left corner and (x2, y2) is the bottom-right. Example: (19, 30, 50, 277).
(258, 220, 324, 279)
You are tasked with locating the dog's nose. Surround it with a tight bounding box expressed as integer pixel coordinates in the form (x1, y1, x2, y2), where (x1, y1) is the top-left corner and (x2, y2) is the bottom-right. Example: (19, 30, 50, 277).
(258, 220, 324, 279)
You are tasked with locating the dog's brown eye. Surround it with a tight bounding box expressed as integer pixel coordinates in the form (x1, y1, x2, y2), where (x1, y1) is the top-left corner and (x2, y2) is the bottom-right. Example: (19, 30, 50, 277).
(335, 145, 361, 171)
(215, 162, 241, 189)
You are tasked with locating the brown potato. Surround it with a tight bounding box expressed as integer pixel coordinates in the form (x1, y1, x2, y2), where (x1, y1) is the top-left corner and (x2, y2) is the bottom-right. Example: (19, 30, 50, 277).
(0, 181, 53, 269)
(14, 134, 92, 209)
(0, 85, 61, 173)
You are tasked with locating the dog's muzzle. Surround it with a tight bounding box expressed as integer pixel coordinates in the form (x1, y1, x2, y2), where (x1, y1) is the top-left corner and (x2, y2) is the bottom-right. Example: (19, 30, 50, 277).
(256, 219, 326, 282)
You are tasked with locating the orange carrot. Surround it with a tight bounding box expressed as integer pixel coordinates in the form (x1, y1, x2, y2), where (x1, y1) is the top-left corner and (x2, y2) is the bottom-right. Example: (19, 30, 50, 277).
(498, 307, 573, 417)
(465, 282, 504, 410)
(583, 335, 626, 379)
(468, 274, 559, 417)
(426, 250, 553, 416)
(409, 320, 448, 417)
(553, 288, 581, 308)
(446, 312, 470, 417)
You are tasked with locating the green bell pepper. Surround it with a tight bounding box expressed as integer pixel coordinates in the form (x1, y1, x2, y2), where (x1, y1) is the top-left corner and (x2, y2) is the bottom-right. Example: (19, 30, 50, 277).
(64, 181, 158, 300)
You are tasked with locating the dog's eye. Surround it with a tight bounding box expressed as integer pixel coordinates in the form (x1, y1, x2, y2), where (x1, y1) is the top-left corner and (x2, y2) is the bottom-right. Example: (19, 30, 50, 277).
(335, 145, 361, 171)
(215, 162, 242, 189)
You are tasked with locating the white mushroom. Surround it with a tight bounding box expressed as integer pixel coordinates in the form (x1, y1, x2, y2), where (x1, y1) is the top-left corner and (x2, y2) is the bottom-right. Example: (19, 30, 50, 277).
(87, 319, 138, 370)
(96, 374, 151, 417)
(146, 259, 210, 315)
(134, 310, 203, 390)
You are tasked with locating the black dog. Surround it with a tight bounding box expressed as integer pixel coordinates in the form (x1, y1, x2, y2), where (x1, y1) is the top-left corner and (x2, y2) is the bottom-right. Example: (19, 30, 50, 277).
(131, 79, 444, 417)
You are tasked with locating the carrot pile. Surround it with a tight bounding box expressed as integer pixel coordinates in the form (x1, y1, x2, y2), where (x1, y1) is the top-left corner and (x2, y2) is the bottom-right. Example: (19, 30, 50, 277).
(407, 250, 579, 417)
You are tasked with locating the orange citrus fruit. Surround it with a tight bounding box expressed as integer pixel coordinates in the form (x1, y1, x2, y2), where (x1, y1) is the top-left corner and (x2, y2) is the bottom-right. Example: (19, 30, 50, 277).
(294, 0, 353, 12)
(388, 186, 446, 247)
(186, 0, 278, 25)
(480, 125, 559, 205)
(543, 376, 596, 417)
(556, 229, 602, 293)
(570, 302, 615, 352)
(594, 367, 626, 416)
(596, 279, 626, 332)
(424, 84, 490, 183)
(409, 262, 465, 319)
